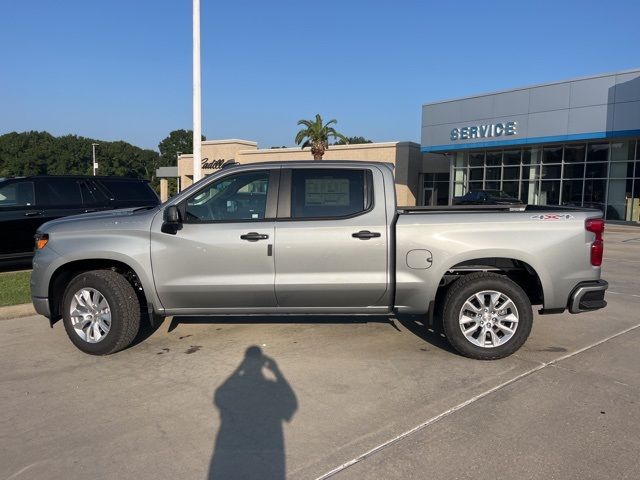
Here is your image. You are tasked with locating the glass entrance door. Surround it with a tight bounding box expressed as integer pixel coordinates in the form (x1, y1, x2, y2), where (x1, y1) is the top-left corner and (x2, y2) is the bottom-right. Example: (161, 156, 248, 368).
(423, 187, 434, 206)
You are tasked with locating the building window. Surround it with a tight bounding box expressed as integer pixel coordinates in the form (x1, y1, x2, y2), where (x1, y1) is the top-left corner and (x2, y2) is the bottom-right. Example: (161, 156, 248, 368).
(562, 180, 583, 206)
(503, 150, 521, 165)
(469, 152, 484, 167)
(485, 151, 501, 166)
(542, 164, 562, 179)
(543, 146, 563, 163)
(585, 163, 608, 179)
(564, 163, 586, 178)
(587, 142, 609, 162)
(502, 181, 519, 197)
(522, 147, 541, 165)
(540, 180, 561, 205)
(503, 166, 520, 181)
(444, 138, 640, 222)
(564, 144, 586, 163)
(422, 172, 451, 206)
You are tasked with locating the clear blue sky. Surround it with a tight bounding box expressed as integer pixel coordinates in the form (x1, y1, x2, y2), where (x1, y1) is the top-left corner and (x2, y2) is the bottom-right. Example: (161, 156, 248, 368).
(2, 0, 639, 151)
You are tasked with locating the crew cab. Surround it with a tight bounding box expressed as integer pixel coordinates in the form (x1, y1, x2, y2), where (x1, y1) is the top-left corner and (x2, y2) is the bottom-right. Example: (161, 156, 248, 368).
(30, 161, 607, 359)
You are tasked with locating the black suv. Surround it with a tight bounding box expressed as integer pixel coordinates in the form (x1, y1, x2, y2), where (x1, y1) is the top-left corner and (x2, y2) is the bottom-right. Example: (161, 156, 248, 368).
(0, 176, 159, 264)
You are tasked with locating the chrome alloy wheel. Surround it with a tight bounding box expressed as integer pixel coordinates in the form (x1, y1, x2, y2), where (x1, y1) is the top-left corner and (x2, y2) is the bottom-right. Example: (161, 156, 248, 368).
(69, 288, 111, 343)
(458, 290, 519, 348)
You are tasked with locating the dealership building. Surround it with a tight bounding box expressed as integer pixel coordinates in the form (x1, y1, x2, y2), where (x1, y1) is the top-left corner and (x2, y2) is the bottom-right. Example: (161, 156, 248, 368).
(160, 68, 640, 223)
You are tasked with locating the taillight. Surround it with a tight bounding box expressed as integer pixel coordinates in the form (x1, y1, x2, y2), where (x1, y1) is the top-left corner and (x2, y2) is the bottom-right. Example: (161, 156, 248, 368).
(585, 218, 604, 266)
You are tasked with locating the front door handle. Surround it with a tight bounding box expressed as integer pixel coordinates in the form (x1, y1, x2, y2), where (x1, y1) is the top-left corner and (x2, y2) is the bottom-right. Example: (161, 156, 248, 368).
(240, 232, 269, 242)
(24, 211, 43, 217)
(352, 230, 381, 240)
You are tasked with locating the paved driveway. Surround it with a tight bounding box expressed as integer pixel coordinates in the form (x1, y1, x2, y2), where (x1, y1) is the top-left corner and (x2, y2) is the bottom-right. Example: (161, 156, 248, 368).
(1, 227, 639, 480)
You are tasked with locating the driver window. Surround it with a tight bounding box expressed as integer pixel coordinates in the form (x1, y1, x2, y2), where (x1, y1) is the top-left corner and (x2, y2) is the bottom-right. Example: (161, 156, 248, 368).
(185, 171, 270, 222)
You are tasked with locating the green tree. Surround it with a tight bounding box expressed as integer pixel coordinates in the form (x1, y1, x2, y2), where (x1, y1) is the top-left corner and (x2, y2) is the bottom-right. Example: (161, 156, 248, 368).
(0, 131, 160, 186)
(333, 136, 373, 145)
(158, 129, 206, 168)
(294, 114, 348, 160)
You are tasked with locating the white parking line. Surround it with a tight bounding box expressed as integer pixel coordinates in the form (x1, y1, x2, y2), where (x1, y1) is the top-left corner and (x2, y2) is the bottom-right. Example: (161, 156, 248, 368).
(603, 257, 640, 263)
(607, 290, 640, 298)
(314, 322, 640, 480)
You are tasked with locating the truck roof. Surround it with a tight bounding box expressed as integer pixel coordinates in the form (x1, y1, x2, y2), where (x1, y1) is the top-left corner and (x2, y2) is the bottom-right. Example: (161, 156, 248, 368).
(226, 160, 395, 170)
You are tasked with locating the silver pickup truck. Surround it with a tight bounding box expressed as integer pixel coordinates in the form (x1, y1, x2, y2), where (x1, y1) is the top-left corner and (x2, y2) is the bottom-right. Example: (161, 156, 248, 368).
(31, 161, 607, 359)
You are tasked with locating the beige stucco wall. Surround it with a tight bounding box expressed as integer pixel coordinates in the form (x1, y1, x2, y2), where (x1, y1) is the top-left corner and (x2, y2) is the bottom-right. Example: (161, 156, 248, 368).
(178, 139, 257, 189)
(177, 139, 422, 206)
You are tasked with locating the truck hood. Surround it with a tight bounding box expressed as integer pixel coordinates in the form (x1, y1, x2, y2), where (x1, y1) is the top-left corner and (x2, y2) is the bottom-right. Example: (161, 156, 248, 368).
(38, 206, 160, 234)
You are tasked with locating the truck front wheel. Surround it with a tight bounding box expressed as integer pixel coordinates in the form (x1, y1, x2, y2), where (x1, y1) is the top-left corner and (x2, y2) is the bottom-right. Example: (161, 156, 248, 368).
(442, 272, 533, 360)
(62, 270, 141, 355)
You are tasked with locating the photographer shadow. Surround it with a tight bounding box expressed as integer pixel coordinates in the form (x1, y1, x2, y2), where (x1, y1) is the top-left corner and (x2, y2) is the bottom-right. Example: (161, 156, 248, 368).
(208, 346, 297, 480)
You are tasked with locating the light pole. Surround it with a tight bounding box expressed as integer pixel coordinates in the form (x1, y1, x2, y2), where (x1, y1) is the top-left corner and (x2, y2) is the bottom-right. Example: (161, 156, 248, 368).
(92, 143, 99, 176)
(176, 151, 182, 192)
(192, 0, 202, 183)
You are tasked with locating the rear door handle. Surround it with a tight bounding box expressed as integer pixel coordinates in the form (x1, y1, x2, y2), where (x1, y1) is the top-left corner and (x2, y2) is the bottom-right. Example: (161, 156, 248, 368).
(352, 230, 381, 240)
(240, 232, 269, 242)
(24, 211, 43, 217)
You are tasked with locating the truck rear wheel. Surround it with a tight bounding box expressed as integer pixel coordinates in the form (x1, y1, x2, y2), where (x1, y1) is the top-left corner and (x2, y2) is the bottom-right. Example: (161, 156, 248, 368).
(62, 270, 141, 355)
(442, 272, 533, 360)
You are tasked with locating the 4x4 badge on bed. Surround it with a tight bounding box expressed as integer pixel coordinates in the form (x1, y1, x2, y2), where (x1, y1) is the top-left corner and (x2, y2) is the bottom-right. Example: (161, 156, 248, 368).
(530, 214, 574, 220)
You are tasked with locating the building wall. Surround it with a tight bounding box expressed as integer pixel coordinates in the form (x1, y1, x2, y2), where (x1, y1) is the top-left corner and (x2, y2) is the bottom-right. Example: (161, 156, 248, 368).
(419, 69, 640, 222)
(178, 141, 423, 206)
(422, 69, 640, 152)
(178, 139, 257, 189)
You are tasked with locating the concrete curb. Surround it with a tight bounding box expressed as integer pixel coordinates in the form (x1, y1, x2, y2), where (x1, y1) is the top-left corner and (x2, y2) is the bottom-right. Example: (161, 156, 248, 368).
(0, 303, 37, 320)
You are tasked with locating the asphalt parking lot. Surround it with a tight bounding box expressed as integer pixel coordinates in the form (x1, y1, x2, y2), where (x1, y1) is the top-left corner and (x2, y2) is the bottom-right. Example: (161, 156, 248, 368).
(1, 226, 639, 480)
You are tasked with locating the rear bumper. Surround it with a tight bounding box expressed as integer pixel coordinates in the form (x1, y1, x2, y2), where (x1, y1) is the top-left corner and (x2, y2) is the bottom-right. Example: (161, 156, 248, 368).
(568, 280, 608, 313)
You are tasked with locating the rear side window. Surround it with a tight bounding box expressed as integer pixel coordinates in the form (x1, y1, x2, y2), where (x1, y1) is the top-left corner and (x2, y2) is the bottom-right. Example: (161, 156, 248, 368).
(98, 179, 158, 202)
(0, 181, 35, 207)
(80, 181, 109, 206)
(37, 179, 82, 206)
(291, 169, 369, 219)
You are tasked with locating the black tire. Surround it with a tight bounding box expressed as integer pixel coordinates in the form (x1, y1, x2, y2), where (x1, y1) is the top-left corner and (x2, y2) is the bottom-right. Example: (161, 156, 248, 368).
(442, 272, 533, 360)
(62, 270, 141, 355)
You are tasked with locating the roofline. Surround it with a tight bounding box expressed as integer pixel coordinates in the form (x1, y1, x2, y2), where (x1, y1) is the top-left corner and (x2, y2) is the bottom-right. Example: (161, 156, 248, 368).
(201, 139, 258, 146)
(179, 141, 419, 158)
(422, 67, 640, 107)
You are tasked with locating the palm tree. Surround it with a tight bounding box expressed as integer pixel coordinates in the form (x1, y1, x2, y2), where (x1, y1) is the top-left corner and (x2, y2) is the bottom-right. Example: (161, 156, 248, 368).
(295, 114, 348, 160)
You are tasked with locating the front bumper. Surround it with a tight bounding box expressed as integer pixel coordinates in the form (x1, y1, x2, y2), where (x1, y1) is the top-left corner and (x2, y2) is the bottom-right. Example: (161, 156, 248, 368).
(568, 280, 608, 313)
(32, 296, 51, 318)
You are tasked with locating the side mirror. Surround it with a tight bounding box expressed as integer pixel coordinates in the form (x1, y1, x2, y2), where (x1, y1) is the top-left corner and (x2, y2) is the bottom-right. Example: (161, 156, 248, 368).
(162, 205, 181, 234)
(163, 205, 180, 224)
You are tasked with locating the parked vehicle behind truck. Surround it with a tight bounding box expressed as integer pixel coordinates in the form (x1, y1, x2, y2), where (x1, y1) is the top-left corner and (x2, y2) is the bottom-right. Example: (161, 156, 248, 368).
(30, 161, 607, 359)
(0, 175, 159, 266)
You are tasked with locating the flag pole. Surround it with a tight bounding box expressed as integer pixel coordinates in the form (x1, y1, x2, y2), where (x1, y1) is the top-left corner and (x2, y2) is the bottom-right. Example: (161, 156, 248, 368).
(192, 0, 202, 182)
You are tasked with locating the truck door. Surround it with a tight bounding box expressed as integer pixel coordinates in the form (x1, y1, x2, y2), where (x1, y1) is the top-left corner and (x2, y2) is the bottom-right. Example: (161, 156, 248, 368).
(274, 167, 389, 308)
(150, 168, 279, 311)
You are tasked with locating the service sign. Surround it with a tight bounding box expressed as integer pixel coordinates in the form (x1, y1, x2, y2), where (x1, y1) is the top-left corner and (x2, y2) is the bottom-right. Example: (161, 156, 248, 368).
(450, 121, 517, 141)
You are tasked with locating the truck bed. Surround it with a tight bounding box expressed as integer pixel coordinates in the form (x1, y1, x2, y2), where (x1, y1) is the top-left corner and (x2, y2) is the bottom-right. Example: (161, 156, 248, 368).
(397, 204, 601, 215)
